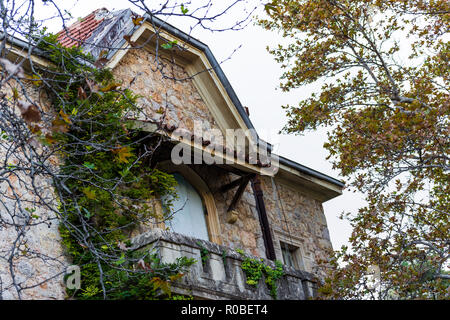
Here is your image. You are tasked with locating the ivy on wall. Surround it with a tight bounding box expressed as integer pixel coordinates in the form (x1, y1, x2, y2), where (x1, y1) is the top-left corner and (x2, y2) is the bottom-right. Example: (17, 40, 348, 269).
(196, 241, 211, 268)
(35, 33, 195, 299)
(237, 250, 284, 299)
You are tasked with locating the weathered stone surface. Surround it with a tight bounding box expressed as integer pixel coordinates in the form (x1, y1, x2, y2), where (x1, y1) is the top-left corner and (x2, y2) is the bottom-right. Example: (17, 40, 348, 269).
(112, 49, 221, 134)
(0, 149, 67, 300)
(260, 176, 333, 276)
(0, 80, 68, 300)
(131, 229, 315, 300)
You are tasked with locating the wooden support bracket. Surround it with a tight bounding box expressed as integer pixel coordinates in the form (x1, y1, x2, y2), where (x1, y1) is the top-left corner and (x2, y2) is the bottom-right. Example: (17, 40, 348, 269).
(219, 174, 254, 224)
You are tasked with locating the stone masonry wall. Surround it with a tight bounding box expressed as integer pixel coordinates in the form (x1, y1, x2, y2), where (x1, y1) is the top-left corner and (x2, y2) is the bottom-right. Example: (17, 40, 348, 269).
(185, 165, 333, 279)
(112, 49, 269, 257)
(0, 81, 67, 299)
(113, 49, 222, 134)
(260, 176, 333, 276)
(131, 229, 317, 300)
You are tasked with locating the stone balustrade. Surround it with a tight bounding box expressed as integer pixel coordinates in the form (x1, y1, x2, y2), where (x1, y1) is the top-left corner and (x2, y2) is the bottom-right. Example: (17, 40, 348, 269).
(130, 229, 318, 300)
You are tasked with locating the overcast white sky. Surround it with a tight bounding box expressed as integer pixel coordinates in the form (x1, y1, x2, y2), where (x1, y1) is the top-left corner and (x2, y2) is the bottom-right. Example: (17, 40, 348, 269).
(35, 0, 366, 252)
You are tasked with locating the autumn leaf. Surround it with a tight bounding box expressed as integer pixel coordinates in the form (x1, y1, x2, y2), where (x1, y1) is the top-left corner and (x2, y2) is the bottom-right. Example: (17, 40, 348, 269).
(82, 187, 96, 200)
(150, 277, 171, 296)
(44, 133, 57, 145)
(137, 259, 152, 271)
(99, 49, 109, 58)
(28, 123, 42, 134)
(112, 146, 133, 164)
(59, 110, 71, 124)
(132, 15, 144, 26)
(169, 273, 184, 282)
(86, 79, 100, 93)
(121, 123, 129, 134)
(17, 100, 41, 123)
(12, 88, 19, 100)
(51, 118, 69, 133)
(264, 3, 277, 13)
(94, 57, 109, 69)
(28, 74, 43, 87)
(78, 86, 87, 100)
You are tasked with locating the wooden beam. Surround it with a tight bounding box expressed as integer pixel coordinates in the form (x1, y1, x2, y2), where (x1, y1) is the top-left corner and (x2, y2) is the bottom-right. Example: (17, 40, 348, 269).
(227, 175, 252, 212)
(251, 176, 276, 261)
(219, 175, 246, 193)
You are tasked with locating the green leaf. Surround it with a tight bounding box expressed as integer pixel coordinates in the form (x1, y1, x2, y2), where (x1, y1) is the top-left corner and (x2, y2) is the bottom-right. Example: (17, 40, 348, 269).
(82, 207, 92, 219)
(161, 40, 178, 50)
(181, 4, 189, 14)
(83, 162, 96, 170)
(114, 253, 126, 265)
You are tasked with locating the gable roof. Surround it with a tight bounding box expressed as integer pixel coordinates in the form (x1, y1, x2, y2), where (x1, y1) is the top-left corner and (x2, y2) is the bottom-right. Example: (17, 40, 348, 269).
(19, 8, 345, 199)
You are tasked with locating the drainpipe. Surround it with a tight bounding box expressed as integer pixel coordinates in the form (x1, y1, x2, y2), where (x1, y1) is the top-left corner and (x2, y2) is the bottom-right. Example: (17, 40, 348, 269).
(251, 175, 276, 261)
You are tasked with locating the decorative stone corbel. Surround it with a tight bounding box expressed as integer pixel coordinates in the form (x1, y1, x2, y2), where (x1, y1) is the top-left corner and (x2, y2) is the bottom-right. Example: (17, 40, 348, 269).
(226, 209, 238, 224)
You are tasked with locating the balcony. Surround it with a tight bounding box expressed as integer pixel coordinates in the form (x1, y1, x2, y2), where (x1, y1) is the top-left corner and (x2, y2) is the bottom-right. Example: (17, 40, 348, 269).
(130, 229, 318, 300)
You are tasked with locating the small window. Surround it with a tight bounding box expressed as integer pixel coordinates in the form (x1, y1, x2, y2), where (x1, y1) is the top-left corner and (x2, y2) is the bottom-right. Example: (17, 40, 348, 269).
(280, 242, 302, 269)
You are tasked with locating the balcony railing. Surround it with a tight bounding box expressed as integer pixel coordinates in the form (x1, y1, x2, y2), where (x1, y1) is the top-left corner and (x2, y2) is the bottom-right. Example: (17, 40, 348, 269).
(130, 229, 318, 300)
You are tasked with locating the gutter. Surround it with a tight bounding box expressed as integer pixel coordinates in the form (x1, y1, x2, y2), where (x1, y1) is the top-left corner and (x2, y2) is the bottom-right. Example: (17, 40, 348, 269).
(0, 33, 45, 57)
(0, 32, 95, 68)
(277, 155, 345, 188)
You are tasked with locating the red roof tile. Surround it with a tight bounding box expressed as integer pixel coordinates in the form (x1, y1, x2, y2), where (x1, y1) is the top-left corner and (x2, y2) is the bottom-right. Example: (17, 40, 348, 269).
(57, 8, 108, 48)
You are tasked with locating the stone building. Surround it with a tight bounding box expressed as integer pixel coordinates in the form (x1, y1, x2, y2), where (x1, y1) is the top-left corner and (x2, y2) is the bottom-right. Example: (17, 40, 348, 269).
(0, 8, 344, 299)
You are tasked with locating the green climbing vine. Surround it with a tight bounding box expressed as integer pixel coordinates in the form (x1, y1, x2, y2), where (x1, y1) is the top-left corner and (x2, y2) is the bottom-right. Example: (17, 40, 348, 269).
(196, 241, 210, 267)
(222, 249, 228, 268)
(263, 260, 284, 299)
(33, 32, 195, 299)
(238, 250, 284, 299)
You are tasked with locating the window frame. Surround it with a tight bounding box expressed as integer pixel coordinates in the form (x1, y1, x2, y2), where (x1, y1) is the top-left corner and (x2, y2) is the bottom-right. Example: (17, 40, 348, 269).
(280, 241, 301, 269)
(274, 230, 308, 271)
(156, 161, 222, 245)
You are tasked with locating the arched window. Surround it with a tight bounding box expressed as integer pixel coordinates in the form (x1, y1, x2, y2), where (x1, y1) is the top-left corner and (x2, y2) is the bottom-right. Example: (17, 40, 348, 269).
(157, 161, 222, 244)
(166, 173, 209, 241)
